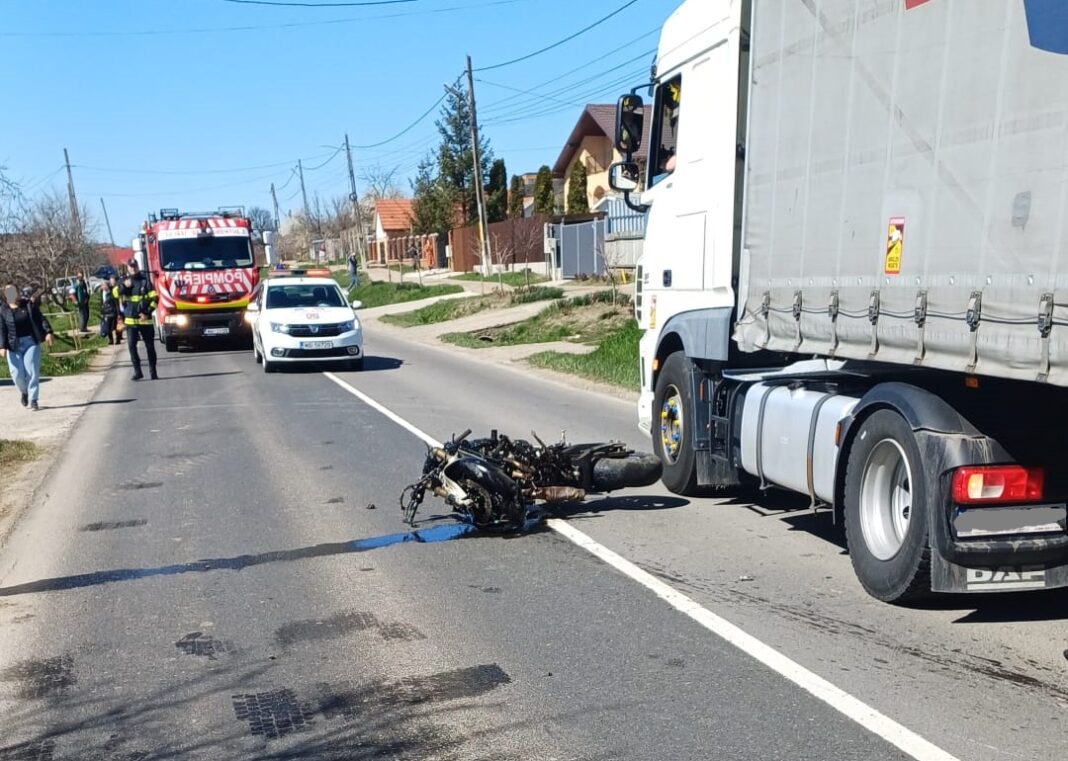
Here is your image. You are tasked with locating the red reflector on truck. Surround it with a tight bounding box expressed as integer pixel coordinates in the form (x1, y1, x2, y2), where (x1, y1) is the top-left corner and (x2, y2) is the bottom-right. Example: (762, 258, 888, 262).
(951, 466, 1045, 504)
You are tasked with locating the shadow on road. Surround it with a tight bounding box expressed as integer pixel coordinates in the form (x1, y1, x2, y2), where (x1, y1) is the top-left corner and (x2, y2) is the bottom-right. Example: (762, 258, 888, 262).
(271, 356, 404, 374)
(154, 371, 244, 381)
(0, 523, 478, 598)
(550, 494, 689, 519)
(39, 398, 135, 410)
(0, 378, 52, 387)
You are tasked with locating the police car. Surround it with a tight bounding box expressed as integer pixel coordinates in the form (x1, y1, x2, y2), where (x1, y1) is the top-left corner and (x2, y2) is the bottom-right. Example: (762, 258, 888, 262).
(246, 275, 364, 372)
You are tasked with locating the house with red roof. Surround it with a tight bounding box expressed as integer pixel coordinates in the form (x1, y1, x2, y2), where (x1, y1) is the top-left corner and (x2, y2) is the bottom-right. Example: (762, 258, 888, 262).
(371, 199, 414, 264)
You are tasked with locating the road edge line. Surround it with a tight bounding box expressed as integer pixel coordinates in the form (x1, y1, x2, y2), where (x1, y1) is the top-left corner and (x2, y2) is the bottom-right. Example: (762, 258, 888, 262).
(322, 370, 961, 761)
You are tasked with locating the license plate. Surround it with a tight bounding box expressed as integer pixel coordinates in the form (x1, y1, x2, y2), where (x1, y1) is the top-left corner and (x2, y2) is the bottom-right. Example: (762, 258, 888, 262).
(954, 503, 1067, 539)
(301, 340, 333, 350)
(203, 327, 230, 336)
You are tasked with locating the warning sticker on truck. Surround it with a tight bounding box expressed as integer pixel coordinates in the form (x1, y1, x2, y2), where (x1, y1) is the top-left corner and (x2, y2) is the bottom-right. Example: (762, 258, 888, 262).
(885, 217, 905, 275)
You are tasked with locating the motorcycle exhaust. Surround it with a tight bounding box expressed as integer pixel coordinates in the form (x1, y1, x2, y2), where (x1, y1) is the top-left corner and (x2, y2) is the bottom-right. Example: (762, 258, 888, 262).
(534, 486, 587, 504)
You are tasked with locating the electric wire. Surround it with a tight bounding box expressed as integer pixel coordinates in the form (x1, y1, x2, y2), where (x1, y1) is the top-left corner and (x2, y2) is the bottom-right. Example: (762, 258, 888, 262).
(473, 0, 643, 72)
(222, 0, 417, 6)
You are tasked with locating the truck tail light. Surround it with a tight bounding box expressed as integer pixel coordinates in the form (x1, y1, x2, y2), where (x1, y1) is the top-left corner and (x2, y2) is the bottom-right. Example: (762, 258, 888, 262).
(951, 466, 1045, 505)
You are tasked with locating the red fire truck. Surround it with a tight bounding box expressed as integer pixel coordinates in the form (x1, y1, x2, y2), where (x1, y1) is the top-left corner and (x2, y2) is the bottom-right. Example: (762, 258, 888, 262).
(134, 208, 259, 351)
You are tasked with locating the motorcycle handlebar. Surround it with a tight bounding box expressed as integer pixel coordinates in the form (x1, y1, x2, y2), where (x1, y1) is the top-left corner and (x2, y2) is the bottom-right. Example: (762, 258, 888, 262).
(454, 429, 472, 444)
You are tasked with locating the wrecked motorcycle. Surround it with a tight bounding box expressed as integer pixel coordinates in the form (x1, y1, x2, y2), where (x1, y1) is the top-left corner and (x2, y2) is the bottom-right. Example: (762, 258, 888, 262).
(400, 429, 663, 530)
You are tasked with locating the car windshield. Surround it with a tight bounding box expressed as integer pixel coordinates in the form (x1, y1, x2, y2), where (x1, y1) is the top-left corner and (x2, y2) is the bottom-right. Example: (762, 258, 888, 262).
(160, 236, 254, 271)
(266, 284, 346, 310)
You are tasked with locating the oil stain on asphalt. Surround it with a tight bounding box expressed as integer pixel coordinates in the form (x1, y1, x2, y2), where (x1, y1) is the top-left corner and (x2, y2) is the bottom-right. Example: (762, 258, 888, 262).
(275, 611, 426, 648)
(0, 654, 76, 699)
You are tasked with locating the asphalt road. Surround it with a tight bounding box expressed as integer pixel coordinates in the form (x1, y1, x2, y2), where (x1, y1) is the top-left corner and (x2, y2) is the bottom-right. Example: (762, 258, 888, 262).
(0, 330, 1064, 760)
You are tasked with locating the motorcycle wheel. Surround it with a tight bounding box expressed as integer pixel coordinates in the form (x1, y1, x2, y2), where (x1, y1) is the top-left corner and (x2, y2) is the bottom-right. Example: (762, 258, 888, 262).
(592, 452, 663, 492)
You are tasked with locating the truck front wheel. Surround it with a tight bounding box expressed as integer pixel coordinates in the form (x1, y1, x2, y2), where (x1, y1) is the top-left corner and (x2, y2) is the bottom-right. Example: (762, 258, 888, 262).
(843, 410, 932, 603)
(653, 352, 700, 495)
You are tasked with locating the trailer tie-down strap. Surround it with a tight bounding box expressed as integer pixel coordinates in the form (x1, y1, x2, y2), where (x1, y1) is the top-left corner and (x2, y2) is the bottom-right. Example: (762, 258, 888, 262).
(1037, 292, 1054, 382)
(913, 290, 928, 364)
(965, 291, 982, 374)
(792, 290, 804, 351)
(828, 290, 839, 357)
(867, 290, 880, 358)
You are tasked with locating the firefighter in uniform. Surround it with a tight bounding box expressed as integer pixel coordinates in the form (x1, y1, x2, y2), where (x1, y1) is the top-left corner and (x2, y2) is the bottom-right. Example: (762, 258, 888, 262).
(118, 258, 158, 380)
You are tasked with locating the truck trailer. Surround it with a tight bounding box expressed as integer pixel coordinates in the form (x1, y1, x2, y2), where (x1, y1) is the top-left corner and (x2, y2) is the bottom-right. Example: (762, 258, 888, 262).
(610, 0, 1068, 601)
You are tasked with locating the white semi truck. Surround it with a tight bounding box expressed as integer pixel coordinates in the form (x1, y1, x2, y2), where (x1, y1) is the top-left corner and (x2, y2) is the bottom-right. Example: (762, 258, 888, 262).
(609, 0, 1068, 601)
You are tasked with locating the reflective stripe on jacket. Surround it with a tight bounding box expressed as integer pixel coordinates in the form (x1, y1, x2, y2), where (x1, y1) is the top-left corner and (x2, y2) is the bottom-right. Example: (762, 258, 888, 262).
(119, 273, 157, 326)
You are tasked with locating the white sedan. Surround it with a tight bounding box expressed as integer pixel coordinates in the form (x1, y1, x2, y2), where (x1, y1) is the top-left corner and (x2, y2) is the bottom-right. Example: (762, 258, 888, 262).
(247, 276, 364, 373)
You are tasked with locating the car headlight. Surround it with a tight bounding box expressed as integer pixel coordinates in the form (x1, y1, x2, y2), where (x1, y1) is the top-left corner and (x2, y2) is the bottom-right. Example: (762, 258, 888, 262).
(165, 314, 189, 327)
(338, 320, 356, 332)
(270, 322, 291, 334)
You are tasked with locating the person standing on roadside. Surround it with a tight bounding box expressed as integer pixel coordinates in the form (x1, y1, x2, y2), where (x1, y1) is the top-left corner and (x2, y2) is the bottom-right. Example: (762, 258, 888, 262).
(73, 272, 90, 333)
(100, 278, 120, 345)
(118, 259, 158, 381)
(1, 283, 54, 411)
(346, 252, 359, 291)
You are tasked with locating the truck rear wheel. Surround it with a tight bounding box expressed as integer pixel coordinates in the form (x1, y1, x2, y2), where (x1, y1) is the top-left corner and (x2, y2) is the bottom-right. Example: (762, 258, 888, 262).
(653, 351, 700, 495)
(843, 410, 931, 603)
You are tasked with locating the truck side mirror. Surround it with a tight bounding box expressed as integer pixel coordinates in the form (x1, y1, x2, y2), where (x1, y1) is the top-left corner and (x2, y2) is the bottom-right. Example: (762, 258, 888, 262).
(609, 161, 641, 193)
(615, 93, 645, 155)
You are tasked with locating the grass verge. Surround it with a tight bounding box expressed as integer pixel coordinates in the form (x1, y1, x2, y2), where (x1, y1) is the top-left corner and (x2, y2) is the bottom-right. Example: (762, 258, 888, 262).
(441, 291, 631, 349)
(0, 439, 41, 469)
(380, 287, 564, 328)
(451, 269, 548, 288)
(343, 279, 463, 309)
(1, 308, 109, 379)
(527, 319, 641, 388)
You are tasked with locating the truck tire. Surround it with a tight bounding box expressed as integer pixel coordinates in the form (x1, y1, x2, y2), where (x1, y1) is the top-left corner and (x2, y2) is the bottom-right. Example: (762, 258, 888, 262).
(843, 409, 932, 603)
(653, 351, 700, 495)
(164, 336, 178, 353)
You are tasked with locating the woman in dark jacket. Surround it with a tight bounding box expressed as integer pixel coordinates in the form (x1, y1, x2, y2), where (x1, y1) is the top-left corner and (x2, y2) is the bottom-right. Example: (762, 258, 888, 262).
(1, 284, 54, 411)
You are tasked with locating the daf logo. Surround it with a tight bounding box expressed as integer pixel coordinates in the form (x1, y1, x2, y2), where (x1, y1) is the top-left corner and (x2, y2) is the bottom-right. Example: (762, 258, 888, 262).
(310, 325, 320, 335)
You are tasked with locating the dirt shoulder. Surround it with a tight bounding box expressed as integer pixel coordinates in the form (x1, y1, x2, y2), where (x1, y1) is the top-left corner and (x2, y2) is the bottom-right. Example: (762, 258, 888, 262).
(0, 345, 121, 545)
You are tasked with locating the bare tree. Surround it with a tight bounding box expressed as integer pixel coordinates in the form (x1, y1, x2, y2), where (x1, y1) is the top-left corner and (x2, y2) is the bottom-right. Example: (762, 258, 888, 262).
(247, 206, 275, 232)
(360, 164, 403, 200)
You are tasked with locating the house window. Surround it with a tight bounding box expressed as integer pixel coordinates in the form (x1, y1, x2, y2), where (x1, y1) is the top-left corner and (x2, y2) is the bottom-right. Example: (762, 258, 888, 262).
(649, 74, 682, 188)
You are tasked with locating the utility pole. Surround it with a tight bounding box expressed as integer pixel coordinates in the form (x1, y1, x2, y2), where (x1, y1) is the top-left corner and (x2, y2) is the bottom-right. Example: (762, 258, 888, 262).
(344, 133, 369, 268)
(297, 159, 310, 229)
(270, 182, 281, 231)
(99, 197, 116, 246)
(447, 56, 491, 276)
(63, 148, 82, 237)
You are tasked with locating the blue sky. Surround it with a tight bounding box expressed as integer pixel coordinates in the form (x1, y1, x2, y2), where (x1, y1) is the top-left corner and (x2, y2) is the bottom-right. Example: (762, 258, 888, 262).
(0, 0, 678, 242)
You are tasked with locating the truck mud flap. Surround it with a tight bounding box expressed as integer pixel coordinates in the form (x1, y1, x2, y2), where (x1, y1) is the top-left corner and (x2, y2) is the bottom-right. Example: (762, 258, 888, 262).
(931, 549, 1068, 593)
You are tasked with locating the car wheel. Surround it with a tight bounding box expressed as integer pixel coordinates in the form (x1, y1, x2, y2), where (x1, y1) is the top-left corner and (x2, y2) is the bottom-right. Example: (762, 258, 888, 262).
(348, 357, 364, 371)
(652, 351, 700, 495)
(843, 409, 932, 603)
(262, 356, 276, 374)
(253, 340, 262, 364)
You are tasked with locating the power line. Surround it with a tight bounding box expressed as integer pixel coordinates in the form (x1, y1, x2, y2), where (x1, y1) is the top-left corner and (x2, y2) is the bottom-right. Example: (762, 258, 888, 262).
(73, 154, 333, 176)
(222, 0, 417, 6)
(302, 146, 345, 171)
(474, 0, 642, 72)
(348, 91, 451, 149)
(1, 0, 530, 37)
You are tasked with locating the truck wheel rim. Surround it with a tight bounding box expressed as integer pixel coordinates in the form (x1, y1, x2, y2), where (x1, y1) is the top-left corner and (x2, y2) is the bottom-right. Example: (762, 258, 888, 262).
(660, 386, 684, 464)
(859, 439, 913, 561)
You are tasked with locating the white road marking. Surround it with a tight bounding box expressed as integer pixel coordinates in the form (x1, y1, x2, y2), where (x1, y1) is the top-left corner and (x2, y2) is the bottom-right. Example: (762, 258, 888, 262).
(322, 371, 961, 761)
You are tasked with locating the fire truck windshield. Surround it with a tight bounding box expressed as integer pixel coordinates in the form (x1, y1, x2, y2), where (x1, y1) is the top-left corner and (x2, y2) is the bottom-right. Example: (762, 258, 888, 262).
(160, 236, 254, 271)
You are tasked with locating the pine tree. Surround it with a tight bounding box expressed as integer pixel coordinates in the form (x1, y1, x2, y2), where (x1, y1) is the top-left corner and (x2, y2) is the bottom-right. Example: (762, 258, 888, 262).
(485, 159, 508, 223)
(533, 166, 555, 216)
(566, 163, 590, 214)
(508, 175, 525, 219)
(435, 87, 493, 226)
(411, 153, 452, 237)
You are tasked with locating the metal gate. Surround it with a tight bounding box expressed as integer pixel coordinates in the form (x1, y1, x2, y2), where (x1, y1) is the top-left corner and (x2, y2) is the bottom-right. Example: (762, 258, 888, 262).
(553, 218, 605, 279)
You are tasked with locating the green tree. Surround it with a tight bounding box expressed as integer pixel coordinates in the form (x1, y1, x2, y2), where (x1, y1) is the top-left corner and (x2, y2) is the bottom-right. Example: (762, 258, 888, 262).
(435, 87, 493, 226)
(566, 163, 589, 214)
(485, 159, 508, 223)
(533, 165, 555, 216)
(508, 175, 525, 219)
(411, 153, 453, 237)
